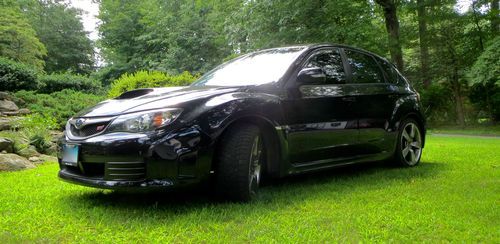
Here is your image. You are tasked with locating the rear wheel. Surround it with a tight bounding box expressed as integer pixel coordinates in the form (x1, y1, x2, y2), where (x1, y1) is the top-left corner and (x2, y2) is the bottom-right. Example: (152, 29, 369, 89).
(393, 119, 423, 167)
(215, 124, 264, 201)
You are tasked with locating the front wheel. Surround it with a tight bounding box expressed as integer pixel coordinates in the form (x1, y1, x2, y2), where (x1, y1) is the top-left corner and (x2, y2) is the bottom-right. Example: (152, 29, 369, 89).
(214, 124, 264, 202)
(393, 119, 423, 167)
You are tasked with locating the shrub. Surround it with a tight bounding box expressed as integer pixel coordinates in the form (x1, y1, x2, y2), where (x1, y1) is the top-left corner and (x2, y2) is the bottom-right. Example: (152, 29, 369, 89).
(420, 83, 456, 125)
(38, 73, 102, 94)
(14, 89, 105, 128)
(469, 81, 500, 122)
(108, 71, 198, 98)
(15, 113, 58, 154)
(0, 57, 40, 91)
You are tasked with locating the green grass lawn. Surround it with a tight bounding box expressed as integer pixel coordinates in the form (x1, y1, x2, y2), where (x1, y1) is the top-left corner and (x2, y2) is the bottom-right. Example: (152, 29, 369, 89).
(1, 135, 499, 243)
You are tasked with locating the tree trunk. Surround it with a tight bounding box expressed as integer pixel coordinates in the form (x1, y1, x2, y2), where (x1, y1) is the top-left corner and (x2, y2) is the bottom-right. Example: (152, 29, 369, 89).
(492, 0, 499, 34)
(471, 1, 485, 51)
(375, 0, 404, 71)
(446, 40, 466, 127)
(450, 66, 466, 127)
(417, 0, 430, 88)
(451, 82, 466, 127)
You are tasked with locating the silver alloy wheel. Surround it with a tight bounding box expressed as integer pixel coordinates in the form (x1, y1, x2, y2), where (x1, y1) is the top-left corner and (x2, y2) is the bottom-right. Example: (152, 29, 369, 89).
(401, 122, 422, 166)
(249, 135, 263, 194)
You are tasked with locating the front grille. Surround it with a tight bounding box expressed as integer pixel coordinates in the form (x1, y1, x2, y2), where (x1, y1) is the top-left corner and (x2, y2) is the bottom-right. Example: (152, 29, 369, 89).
(70, 122, 109, 137)
(104, 162, 146, 181)
(81, 162, 105, 177)
(61, 162, 104, 178)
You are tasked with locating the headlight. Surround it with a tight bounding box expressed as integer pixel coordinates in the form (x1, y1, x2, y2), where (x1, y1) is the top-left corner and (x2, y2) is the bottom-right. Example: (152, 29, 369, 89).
(107, 108, 182, 133)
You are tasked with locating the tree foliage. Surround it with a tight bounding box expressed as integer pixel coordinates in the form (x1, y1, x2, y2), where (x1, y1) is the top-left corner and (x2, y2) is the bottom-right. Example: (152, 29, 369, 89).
(24, 0, 95, 74)
(0, 1, 46, 69)
(97, 0, 389, 80)
(468, 36, 500, 86)
(1, 0, 498, 125)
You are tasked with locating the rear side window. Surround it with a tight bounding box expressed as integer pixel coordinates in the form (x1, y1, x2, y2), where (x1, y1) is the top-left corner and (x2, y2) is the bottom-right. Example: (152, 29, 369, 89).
(378, 59, 399, 84)
(345, 50, 384, 84)
(305, 49, 346, 84)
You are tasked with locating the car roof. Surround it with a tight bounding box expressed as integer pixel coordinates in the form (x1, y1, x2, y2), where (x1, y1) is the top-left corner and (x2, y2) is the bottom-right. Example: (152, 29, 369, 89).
(309, 43, 390, 62)
(258, 43, 391, 64)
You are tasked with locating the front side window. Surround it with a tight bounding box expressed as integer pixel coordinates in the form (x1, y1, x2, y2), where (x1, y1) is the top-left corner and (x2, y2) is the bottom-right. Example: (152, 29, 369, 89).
(304, 49, 346, 84)
(345, 50, 384, 84)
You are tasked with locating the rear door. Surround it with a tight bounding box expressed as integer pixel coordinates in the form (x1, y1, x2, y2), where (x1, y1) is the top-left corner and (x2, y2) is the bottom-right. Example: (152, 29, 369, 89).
(283, 48, 360, 165)
(343, 49, 401, 154)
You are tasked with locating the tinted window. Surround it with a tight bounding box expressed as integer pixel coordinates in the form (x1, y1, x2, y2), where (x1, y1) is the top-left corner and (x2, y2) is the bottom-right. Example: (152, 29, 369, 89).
(345, 50, 384, 84)
(305, 49, 346, 84)
(378, 59, 399, 84)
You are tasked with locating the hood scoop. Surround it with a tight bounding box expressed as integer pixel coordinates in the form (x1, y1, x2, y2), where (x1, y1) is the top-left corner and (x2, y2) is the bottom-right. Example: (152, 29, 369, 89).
(116, 88, 154, 99)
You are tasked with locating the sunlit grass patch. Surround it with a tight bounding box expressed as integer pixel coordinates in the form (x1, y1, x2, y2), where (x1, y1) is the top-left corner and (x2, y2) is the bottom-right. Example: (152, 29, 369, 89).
(0, 135, 499, 242)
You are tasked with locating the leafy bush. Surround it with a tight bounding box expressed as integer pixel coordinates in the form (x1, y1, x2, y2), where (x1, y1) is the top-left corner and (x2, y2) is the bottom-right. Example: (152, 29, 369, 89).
(420, 83, 456, 125)
(14, 89, 105, 128)
(469, 81, 500, 122)
(15, 113, 58, 154)
(0, 57, 40, 91)
(108, 71, 198, 98)
(38, 73, 103, 94)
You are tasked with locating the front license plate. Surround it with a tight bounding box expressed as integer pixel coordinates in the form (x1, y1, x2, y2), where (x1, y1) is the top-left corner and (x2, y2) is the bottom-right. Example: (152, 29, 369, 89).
(62, 144, 79, 166)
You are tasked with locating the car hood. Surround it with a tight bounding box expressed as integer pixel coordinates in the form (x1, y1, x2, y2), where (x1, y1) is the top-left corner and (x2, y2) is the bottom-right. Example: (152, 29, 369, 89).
(75, 86, 240, 118)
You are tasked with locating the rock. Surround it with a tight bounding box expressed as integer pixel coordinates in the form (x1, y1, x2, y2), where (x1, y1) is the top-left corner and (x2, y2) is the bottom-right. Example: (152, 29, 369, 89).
(0, 119, 12, 131)
(0, 138, 14, 153)
(29, 156, 39, 162)
(18, 108, 30, 115)
(38, 154, 57, 163)
(0, 117, 21, 131)
(0, 153, 35, 171)
(50, 131, 64, 141)
(17, 146, 40, 158)
(0, 92, 11, 101)
(1, 111, 19, 116)
(28, 154, 58, 165)
(45, 144, 57, 155)
(0, 100, 18, 112)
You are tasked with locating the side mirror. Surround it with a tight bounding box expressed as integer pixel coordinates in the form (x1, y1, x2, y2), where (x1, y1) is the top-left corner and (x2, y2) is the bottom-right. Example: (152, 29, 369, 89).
(297, 67, 326, 84)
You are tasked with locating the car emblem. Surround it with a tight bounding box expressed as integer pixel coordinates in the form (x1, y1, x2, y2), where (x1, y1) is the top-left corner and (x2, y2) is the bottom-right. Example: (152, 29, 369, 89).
(74, 118, 86, 129)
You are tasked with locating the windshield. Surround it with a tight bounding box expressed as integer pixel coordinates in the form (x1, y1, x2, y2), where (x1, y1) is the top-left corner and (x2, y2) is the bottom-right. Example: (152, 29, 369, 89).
(191, 47, 306, 87)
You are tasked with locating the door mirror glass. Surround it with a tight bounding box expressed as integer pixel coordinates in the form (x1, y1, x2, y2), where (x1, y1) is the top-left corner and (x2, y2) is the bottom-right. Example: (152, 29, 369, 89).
(297, 67, 326, 84)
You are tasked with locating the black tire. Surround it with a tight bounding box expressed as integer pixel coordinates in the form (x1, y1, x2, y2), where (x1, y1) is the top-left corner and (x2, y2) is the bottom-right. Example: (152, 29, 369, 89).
(393, 118, 423, 167)
(214, 124, 264, 202)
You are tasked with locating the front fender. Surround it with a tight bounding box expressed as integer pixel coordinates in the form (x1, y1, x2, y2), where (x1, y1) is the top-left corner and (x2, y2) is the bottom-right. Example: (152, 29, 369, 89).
(188, 92, 284, 138)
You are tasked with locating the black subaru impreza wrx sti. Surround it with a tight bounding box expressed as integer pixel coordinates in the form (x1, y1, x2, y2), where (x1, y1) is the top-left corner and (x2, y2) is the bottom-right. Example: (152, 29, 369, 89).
(58, 44, 425, 201)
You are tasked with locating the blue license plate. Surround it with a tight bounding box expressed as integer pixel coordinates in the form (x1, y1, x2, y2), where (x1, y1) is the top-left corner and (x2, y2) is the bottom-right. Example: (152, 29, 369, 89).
(62, 144, 79, 166)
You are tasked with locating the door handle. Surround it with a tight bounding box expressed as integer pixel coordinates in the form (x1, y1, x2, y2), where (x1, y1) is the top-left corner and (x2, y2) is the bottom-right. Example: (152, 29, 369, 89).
(342, 97, 356, 102)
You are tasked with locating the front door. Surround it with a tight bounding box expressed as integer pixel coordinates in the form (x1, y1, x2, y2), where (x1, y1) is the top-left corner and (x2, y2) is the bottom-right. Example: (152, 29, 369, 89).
(283, 48, 359, 166)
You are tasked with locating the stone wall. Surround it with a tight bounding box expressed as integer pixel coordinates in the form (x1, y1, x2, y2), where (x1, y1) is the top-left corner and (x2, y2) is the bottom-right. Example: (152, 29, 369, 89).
(0, 92, 57, 171)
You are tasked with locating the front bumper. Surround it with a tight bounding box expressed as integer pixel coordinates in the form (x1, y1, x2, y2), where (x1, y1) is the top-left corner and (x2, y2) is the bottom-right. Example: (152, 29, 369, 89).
(57, 127, 212, 190)
(58, 169, 175, 190)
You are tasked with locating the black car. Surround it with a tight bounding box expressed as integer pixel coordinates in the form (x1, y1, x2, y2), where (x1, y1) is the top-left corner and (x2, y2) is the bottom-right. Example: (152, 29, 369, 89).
(58, 44, 425, 201)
